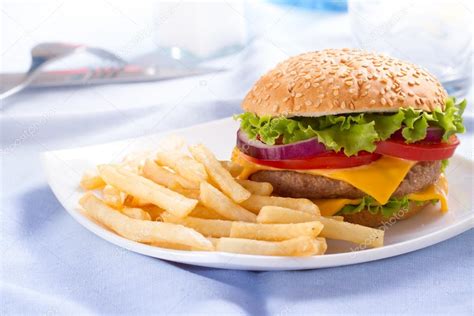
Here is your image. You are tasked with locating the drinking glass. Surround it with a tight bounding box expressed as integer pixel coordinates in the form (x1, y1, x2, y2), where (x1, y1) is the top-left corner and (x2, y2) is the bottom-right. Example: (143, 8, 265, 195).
(153, 0, 249, 64)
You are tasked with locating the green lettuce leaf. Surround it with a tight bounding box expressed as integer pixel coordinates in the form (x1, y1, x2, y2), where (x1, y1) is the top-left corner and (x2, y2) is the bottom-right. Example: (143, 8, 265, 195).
(440, 159, 449, 172)
(337, 196, 409, 218)
(236, 97, 466, 156)
(337, 196, 440, 218)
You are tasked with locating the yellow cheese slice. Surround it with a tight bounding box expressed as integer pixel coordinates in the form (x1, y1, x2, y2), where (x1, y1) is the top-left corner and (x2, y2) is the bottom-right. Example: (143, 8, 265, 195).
(313, 198, 362, 216)
(232, 149, 416, 204)
(407, 173, 448, 213)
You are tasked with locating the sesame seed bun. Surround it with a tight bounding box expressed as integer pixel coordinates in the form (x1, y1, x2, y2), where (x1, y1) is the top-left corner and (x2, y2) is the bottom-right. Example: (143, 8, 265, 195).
(242, 48, 447, 117)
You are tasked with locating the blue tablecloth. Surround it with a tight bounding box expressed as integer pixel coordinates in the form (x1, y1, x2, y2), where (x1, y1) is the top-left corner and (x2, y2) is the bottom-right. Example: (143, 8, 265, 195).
(2, 97, 473, 315)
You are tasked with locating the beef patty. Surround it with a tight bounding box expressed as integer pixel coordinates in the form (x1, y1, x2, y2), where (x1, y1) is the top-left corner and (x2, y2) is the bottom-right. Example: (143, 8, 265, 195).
(249, 161, 441, 200)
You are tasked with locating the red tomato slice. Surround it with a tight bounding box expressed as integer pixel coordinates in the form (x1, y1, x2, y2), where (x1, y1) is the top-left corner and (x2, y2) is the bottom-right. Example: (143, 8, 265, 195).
(240, 151, 381, 169)
(375, 136, 460, 161)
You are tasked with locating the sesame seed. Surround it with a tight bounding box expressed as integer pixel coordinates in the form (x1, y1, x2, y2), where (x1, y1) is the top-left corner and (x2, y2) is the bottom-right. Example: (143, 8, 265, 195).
(333, 90, 339, 96)
(408, 92, 415, 97)
(345, 81, 353, 86)
(370, 100, 376, 105)
(295, 93, 303, 98)
(381, 97, 387, 105)
(341, 101, 346, 109)
(304, 82, 311, 89)
(305, 100, 312, 106)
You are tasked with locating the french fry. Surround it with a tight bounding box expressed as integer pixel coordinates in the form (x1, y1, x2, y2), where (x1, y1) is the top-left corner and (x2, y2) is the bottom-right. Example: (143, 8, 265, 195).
(122, 207, 152, 221)
(220, 161, 244, 178)
(140, 205, 164, 220)
(257, 206, 384, 248)
(240, 195, 320, 215)
(199, 182, 256, 222)
(313, 237, 327, 255)
(230, 221, 323, 241)
(319, 217, 384, 248)
(102, 184, 126, 209)
(161, 213, 232, 238)
(216, 236, 323, 256)
(79, 193, 213, 250)
(173, 187, 200, 200)
(257, 206, 317, 223)
(235, 179, 273, 196)
(149, 241, 193, 251)
(142, 159, 199, 190)
(156, 151, 207, 183)
(189, 204, 227, 220)
(207, 237, 219, 248)
(121, 150, 152, 174)
(98, 164, 198, 218)
(80, 170, 105, 190)
(124, 195, 152, 207)
(189, 144, 250, 203)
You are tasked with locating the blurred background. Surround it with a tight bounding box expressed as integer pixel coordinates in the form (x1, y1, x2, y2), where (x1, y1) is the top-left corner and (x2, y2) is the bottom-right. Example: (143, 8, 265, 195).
(1, 0, 473, 147)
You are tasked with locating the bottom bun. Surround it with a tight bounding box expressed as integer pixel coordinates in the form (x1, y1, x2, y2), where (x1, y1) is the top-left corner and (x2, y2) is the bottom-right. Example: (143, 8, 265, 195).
(342, 201, 430, 228)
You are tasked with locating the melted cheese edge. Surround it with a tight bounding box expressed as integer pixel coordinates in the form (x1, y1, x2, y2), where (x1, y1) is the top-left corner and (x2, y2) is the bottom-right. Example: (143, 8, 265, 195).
(313, 175, 448, 216)
(233, 149, 416, 204)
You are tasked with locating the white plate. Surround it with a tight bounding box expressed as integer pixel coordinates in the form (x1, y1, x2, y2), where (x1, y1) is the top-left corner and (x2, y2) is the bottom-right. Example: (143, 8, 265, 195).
(41, 117, 474, 271)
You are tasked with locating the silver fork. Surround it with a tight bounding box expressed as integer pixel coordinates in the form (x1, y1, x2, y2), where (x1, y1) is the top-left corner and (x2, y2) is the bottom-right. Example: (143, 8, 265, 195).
(0, 42, 127, 102)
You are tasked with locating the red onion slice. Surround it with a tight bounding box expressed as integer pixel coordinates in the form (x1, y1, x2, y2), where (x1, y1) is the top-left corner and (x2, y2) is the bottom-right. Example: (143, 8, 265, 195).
(390, 126, 444, 143)
(237, 129, 329, 160)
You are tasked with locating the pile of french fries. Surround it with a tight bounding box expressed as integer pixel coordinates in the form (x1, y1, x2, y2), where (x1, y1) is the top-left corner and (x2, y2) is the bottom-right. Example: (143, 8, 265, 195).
(79, 139, 384, 257)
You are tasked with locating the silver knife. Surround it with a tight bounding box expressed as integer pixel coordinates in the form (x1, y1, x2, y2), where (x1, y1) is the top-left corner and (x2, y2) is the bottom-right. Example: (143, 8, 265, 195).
(0, 64, 221, 89)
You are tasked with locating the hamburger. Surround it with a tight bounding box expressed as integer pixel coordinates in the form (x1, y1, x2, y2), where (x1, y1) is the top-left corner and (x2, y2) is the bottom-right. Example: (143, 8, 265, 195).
(232, 48, 466, 227)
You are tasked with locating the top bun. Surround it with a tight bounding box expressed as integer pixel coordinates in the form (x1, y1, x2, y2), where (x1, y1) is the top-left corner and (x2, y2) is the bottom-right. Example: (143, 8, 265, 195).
(242, 48, 447, 117)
